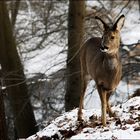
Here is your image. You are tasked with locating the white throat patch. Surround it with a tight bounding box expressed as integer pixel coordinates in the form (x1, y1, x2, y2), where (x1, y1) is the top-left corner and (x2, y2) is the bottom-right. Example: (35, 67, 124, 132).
(100, 48, 108, 53)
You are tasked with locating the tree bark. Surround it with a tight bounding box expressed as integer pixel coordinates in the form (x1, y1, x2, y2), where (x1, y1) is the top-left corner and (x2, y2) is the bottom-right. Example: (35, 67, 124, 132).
(65, 1, 85, 111)
(0, 2, 38, 138)
(11, 0, 21, 29)
(0, 75, 8, 140)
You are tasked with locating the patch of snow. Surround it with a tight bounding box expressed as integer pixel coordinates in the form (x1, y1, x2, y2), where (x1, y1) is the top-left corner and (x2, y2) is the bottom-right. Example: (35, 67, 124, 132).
(27, 97, 140, 140)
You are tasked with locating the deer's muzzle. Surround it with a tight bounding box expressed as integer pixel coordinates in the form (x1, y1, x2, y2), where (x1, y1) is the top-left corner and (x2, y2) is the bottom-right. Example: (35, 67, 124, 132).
(100, 45, 109, 53)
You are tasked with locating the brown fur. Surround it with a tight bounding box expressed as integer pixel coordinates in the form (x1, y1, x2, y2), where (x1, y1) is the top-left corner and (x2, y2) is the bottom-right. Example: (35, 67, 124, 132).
(78, 15, 125, 126)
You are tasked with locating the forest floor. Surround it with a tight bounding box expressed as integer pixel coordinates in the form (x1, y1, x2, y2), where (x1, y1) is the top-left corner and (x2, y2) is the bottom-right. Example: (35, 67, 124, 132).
(27, 96, 140, 140)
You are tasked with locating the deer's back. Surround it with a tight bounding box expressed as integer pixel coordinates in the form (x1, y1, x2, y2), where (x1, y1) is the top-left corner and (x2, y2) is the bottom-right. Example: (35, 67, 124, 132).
(81, 37, 122, 91)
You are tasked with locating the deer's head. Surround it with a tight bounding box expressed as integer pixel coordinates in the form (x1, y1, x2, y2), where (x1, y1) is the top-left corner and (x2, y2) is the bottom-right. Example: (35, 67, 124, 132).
(95, 15, 125, 54)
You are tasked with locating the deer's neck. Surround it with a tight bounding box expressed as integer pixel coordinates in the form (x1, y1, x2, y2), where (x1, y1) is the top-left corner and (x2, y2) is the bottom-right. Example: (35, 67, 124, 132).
(103, 52, 120, 70)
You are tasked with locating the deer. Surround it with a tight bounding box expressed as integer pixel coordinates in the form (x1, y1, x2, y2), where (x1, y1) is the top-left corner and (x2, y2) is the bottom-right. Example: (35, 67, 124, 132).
(78, 15, 125, 126)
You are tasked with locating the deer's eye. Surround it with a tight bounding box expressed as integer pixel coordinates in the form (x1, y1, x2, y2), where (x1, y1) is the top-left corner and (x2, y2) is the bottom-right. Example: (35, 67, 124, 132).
(111, 36, 114, 39)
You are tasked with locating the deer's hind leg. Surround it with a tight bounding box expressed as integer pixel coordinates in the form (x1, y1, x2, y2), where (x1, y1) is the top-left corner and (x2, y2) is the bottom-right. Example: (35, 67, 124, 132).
(77, 51, 88, 121)
(106, 92, 116, 117)
(78, 56, 88, 121)
(77, 73, 87, 121)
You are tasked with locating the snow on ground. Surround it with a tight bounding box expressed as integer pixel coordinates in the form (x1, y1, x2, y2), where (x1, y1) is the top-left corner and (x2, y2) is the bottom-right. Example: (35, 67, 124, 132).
(27, 97, 140, 140)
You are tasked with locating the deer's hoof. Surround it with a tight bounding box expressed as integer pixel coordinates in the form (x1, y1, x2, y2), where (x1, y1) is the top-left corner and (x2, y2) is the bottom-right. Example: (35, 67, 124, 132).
(77, 116, 83, 122)
(102, 121, 106, 127)
(109, 111, 116, 117)
(77, 118, 86, 128)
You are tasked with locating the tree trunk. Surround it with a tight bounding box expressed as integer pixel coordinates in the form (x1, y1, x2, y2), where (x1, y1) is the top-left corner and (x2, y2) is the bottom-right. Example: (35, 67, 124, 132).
(65, 1, 85, 111)
(11, 0, 21, 29)
(0, 74, 8, 140)
(0, 2, 38, 138)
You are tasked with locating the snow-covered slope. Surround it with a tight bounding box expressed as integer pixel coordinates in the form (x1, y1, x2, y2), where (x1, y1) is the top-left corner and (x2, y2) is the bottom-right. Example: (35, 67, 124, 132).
(27, 97, 140, 140)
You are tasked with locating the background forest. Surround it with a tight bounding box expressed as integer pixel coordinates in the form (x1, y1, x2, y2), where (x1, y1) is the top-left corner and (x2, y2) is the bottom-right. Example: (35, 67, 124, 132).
(0, 0, 139, 139)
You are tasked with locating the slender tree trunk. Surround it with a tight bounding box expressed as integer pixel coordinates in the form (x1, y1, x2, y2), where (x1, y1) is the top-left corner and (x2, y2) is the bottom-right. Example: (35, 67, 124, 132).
(0, 92, 7, 140)
(0, 74, 8, 140)
(0, 2, 38, 138)
(65, 1, 85, 111)
(11, 0, 21, 29)
(138, 0, 140, 20)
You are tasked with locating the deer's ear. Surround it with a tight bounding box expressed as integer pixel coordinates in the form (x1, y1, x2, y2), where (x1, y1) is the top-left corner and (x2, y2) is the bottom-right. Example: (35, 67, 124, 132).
(113, 15, 125, 31)
(95, 16, 109, 30)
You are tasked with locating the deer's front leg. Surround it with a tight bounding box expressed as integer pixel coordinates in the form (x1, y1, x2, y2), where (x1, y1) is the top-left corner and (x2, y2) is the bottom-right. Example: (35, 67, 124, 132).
(101, 92, 107, 126)
(97, 86, 107, 126)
